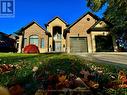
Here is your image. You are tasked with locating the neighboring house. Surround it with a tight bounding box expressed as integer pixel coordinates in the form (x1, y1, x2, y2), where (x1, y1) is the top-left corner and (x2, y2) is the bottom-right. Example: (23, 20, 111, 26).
(0, 32, 17, 52)
(15, 12, 116, 53)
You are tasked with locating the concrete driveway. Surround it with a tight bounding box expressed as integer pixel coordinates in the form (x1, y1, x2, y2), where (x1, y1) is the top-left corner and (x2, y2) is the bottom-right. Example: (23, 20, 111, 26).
(74, 52, 127, 65)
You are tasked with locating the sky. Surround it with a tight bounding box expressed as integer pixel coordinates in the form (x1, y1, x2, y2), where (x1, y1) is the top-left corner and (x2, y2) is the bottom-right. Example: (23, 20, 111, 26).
(0, 0, 107, 34)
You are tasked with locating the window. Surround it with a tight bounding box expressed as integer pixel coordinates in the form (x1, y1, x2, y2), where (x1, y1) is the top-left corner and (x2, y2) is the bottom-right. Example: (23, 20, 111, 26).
(54, 33, 62, 40)
(24, 38, 27, 47)
(87, 18, 90, 21)
(41, 38, 45, 48)
(53, 26, 62, 40)
(30, 35, 38, 46)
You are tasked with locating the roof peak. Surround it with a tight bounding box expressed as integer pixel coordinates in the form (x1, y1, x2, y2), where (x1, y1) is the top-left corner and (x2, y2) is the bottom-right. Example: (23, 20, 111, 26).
(15, 21, 51, 36)
(45, 16, 68, 27)
(67, 11, 100, 29)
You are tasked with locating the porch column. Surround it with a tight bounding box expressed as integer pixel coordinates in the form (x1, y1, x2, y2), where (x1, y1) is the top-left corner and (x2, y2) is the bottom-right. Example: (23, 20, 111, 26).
(18, 35, 23, 53)
(87, 34, 93, 53)
(91, 34, 96, 52)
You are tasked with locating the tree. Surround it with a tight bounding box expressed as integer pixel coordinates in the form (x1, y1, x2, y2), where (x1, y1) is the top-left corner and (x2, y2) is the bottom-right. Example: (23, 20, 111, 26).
(86, 0, 127, 37)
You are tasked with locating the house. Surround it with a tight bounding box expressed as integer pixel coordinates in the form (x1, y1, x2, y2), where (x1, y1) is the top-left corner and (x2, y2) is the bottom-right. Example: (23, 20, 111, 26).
(15, 12, 116, 53)
(0, 32, 17, 52)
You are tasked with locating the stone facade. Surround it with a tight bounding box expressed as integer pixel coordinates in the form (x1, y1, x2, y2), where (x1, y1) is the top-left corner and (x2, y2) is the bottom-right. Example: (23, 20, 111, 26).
(16, 12, 115, 53)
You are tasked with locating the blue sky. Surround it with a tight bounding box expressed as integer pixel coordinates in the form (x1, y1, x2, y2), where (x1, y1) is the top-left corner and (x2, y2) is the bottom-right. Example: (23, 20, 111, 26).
(0, 0, 107, 34)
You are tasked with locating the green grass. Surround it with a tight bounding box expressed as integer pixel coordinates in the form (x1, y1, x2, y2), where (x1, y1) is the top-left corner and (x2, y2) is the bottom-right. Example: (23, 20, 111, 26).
(0, 53, 84, 85)
(0, 53, 127, 95)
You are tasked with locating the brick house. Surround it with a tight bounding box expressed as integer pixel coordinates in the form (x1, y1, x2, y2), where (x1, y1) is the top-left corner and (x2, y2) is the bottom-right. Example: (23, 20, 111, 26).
(16, 12, 115, 53)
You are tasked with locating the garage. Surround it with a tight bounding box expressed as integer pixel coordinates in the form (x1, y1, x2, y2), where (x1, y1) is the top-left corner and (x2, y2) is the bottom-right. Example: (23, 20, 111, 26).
(95, 35, 114, 52)
(70, 37, 88, 53)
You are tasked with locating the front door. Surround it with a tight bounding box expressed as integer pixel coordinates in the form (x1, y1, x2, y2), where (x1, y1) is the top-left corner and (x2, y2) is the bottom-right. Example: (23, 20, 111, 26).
(55, 42, 61, 52)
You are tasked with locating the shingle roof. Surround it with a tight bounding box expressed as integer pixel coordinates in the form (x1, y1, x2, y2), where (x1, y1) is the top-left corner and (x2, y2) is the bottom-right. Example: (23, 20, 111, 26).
(0, 32, 9, 40)
(0, 32, 16, 48)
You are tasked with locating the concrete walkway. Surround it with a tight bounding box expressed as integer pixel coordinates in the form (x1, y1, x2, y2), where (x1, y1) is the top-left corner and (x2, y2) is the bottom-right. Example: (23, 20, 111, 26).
(73, 52, 127, 65)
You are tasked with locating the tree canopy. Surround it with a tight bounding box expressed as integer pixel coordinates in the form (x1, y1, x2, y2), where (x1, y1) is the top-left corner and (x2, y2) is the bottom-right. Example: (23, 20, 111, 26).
(86, 0, 127, 37)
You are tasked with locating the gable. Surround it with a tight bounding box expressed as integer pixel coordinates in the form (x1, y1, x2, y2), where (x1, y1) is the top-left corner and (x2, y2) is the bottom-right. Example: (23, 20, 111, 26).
(68, 13, 98, 35)
(15, 21, 51, 36)
(63, 12, 99, 37)
(45, 17, 68, 27)
(94, 21, 107, 28)
(25, 23, 44, 33)
(87, 20, 110, 33)
(24, 23, 47, 38)
(67, 12, 99, 29)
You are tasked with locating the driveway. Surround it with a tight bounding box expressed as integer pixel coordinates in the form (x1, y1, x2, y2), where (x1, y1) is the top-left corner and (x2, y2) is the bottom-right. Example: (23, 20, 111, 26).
(74, 52, 127, 65)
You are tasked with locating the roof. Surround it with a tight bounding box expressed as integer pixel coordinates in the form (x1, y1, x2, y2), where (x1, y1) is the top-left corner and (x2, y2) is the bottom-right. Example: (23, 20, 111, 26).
(0, 32, 8, 36)
(0, 32, 9, 40)
(67, 12, 99, 29)
(9, 34, 19, 39)
(15, 21, 51, 36)
(87, 20, 111, 33)
(45, 16, 68, 27)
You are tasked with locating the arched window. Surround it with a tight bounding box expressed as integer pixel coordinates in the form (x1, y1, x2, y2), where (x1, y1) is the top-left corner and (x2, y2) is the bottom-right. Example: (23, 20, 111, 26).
(30, 35, 38, 46)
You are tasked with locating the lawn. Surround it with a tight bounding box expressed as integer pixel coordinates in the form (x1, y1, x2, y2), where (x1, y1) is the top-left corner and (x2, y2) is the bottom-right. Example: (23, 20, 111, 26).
(0, 53, 127, 95)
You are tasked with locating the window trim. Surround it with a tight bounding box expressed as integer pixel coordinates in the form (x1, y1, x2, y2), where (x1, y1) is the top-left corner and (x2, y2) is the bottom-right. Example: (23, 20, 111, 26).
(41, 38, 45, 48)
(29, 35, 39, 46)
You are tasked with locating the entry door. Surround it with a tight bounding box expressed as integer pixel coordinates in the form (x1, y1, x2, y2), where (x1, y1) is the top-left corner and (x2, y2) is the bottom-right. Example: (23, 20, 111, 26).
(55, 42, 61, 52)
(70, 37, 88, 53)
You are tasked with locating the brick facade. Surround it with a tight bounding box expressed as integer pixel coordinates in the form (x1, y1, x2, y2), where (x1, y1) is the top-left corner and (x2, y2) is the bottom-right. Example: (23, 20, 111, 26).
(16, 12, 115, 53)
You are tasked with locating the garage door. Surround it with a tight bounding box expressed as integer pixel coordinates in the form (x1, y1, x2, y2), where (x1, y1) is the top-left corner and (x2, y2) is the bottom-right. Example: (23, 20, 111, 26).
(70, 37, 88, 53)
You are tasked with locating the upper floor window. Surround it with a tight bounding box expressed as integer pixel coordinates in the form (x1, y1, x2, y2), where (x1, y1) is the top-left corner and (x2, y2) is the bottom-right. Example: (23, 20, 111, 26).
(53, 26, 62, 40)
(30, 35, 38, 46)
(54, 33, 62, 40)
